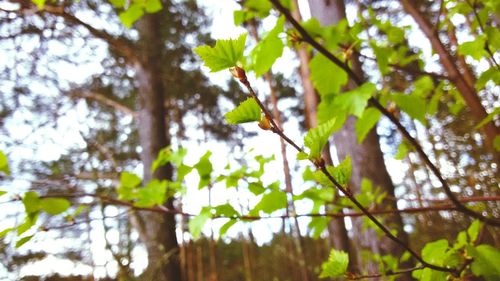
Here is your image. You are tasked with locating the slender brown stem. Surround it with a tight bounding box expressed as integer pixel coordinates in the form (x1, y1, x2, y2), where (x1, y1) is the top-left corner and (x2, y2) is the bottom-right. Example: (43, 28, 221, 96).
(348, 266, 424, 280)
(269, 0, 500, 227)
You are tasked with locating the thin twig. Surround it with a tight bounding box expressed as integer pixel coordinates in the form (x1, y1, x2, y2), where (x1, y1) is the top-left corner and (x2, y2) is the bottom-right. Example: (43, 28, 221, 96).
(269, 0, 500, 227)
(348, 266, 424, 280)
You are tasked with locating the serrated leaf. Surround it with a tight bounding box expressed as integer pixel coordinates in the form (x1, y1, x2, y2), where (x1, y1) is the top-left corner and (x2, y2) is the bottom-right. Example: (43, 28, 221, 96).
(332, 82, 376, 117)
(309, 53, 348, 96)
(225, 97, 261, 124)
(16, 235, 34, 248)
(22, 192, 41, 214)
(355, 108, 381, 143)
(41, 198, 71, 215)
(250, 190, 287, 215)
(326, 156, 352, 186)
(251, 16, 285, 76)
(134, 179, 168, 208)
(119, 4, 144, 28)
(194, 33, 247, 72)
(319, 249, 349, 278)
(189, 207, 211, 239)
(0, 150, 10, 176)
(304, 118, 336, 159)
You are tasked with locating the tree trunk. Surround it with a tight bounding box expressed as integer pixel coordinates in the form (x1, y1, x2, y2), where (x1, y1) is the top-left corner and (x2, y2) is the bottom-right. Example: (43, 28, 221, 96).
(308, 0, 409, 276)
(291, 0, 353, 269)
(131, 11, 181, 281)
(400, 0, 499, 151)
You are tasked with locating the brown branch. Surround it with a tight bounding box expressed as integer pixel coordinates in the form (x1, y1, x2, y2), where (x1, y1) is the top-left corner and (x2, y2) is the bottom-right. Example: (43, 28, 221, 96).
(269, 0, 500, 227)
(71, 90, 137, 117)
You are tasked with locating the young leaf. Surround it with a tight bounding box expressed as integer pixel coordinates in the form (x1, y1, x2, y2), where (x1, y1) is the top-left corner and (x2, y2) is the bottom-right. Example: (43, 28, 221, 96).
(395, 141, 410, 160)
(0, 150, 10, 176)
(134, 179, 168, 208)
(475, 107, 499, 129)
(308, 217, 330, 239)
(22, 192, 41, 214)
(119, 4, 144, 28)
(304, 118, 336, 159)
(219, 220, 237, 237)
(16, 235, 34, 248)
(391, 93, 427, 124)
(319, 249, 349, 278)
(250, 16, 285, 76)
(213, 203, 239, 217)
(470, 244, 500, 281)
(459, 35, 488, 60)
(0, 190, 6, 197)
(250, 190, 287, 215)
(327, 156, 352, 186)
(225, 97, 261, 124)
(332, 83, 376, 117)
(189, 207, 211, 239)
(41, 198, 71, 215)
(467, 220, 481, 243)
(421, 239, 448, 265)
(117, 172, 141, 200)
(355, 108, 381, 143)
(194, 33, 247, 72)
(195, 151, 213, 189)
(309, 53, 348, 96)
(0, 227, 14, 238)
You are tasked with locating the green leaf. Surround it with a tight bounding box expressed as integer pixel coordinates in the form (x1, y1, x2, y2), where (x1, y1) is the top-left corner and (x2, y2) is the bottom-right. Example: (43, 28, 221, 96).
(395, 141, 410, 160)
(459, 35, 488, 60)
(41, 198, 71, 215)
(422, 239, 448, 265)
(250, 16, 285, 76)
(476, 67, 500, 90)
(319, 249, 349, 278)
(308, 217, 330, 239)
(309, 53, 348, 96)
(195, 151, 213, 189)
(391, 93, 427, 124)
(213, 203, 239, 217)
(250, 190, 287, 215)
(0, 150, 10, 176)
(245, 0, 273, 17)
(189, 207, 211, 239)
(32, 0, 45, 9)
(326, 156, 352, 186)
(17, 213, 39, 236)
(355, 108, 381, 143)
(219, 220, 237, 237)
(16, 235, 34, 248)
(177, 164, 193, 183)
(0, 190, 6, 197)
(332, 83, 376, 117)
(304, 118, 336, 159)
(119, 4, 144, 28)
(194, 33, 247, 72)
(413, 76, 434, 97)
(494, 135, 500, 152)
(109, 0, 125, 8)
(467, 220, 481, 243)
(225, 97, 261, 124)
(470, 245, 500, 281)
(144, 0, 162, 13)
(22, 191, 41, 214)
(475, 107, 499, 129)
(134, 179, 168, 208)
(0, 227, 14, 238)
(117, 172, 142, 200)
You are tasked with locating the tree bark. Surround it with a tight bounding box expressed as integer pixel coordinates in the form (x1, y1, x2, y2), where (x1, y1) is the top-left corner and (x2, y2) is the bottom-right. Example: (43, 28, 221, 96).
(291, 0, 353, 269)
(131, 10, 181, 281)
(308, 0, 409, 276)
(400, 0, 499, 151)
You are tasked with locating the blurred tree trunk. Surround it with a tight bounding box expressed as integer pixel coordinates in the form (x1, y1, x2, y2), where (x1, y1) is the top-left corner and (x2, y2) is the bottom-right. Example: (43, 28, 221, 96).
(130, 11, 181, 281)
(308, 0, 409, 277)
(291, 0, 354, 271)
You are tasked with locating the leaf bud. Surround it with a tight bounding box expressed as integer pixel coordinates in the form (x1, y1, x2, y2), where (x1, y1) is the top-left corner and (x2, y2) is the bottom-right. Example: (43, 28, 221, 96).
(229, 66, 247, 82)
(258, 115, 272, 130)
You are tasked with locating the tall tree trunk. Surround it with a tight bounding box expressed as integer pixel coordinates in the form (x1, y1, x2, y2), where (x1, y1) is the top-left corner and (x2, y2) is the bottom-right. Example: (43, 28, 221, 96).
(291, 0, 353, 269)
(400, 0, 499, 151)
(308, 0, 409, 276)
(131, 10, 181, 281)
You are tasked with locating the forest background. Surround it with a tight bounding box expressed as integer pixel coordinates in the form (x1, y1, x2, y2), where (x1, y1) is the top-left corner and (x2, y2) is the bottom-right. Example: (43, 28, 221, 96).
(0, 0, 499, 280)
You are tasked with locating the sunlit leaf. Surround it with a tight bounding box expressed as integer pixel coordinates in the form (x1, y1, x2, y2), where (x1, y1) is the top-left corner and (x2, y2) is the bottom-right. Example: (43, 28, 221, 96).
(194, 33, 247, 72)
(309, 53, 348, 96)
(16, 235, 34, 248)
(134, 179, 168, 208)
(304, 118, 337, 159)
(251, 16, 285, 76)
(41, 198, 71, 215)
(189, 207, 211, 239)
(0, 150, 10, 176)
(319, 249, 349, 278)
(119, 4, 144, 28)
(470, 244, 500, 281)
(195, 151, 213, 189)
(22, 192, 41, 214)
(355, 108, 381, 143)
(250, 190, 287, 215)
(225, 97, 261, 124)
(332, 83, 375, 117)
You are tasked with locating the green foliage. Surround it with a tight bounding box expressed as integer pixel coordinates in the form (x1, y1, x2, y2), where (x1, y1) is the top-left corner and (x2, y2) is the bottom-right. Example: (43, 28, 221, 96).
(319, 249, 349, 278)
(250, 16, 285, 76)
(309, 53, 348, 96)
(332, 82, 375, 117)
(22, 192, 42, 214)
(134, 179, 168, 208)
(475, 107, 499, 129)
(395, 141, 410, 160)
(459, 35, 488, 60)
(114, 0, 163, 28)
(249, 190, 287, 215)
(224, 97, 261, 124)
(308, 217, 330, 239)
(311, 156, 352, 187)
(194, 33, 247, 72)
(304, 118, 337, 160)
(195, 151, 213, 189)
(40, 198, 70, 215)
(0, 150, 10, 176)
(189, 207, 212, 240)
(469, 245, 500, 281)
(117, 172, 142, 200)
(355, 108, 381, 143)
(391, 93, 427, 124)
